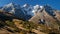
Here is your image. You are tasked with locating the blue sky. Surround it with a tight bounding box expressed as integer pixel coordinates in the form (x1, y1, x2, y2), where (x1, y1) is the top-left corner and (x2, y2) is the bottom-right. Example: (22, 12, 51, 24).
(0, 0, 60, 10)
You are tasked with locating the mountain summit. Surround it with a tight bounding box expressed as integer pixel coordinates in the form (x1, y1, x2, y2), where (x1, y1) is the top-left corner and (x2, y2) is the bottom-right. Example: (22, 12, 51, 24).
(0, 3, 33, 20)
(1, 3, 21, 14)
(0, 3, 60, 21)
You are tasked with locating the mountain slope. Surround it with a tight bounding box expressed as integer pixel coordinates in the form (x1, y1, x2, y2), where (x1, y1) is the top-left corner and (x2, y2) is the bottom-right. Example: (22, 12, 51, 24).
(54, 10, 60, 21)
(29, 6, 60, 29)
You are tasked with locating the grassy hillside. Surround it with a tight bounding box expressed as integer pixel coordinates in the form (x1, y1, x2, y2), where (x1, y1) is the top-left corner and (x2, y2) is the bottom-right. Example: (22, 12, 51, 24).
(0, 18, 60, 34)
(0, 10, 60, 34)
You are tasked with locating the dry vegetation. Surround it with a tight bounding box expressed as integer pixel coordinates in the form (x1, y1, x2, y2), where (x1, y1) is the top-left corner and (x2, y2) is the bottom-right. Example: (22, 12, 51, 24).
(0, 19, 60, 34)
(0, 10, 60, 34)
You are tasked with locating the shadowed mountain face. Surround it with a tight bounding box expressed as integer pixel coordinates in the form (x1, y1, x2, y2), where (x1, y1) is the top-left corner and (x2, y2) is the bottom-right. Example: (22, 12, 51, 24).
(0, 3, 33, 20)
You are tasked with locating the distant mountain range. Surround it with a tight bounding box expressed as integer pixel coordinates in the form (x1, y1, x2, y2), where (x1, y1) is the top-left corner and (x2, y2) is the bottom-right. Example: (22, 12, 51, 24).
(0, 3, 60, 23)
(0, 3, 33, 20)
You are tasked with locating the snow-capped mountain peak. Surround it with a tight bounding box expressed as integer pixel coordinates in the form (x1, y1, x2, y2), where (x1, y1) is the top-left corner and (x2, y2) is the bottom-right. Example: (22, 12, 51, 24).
(0, 3, 56, 20)
(1, 3, 21, 14)
(0, 3, 34, 20)
(1, 3, 54, 16)
(3, 3, 16, 8)
(5, 3, 14, 7)
(40, 6, 43, 9)
(22, 4, 34, 16)
(32, 5, 43, 14)
(23, 4, 30, 8)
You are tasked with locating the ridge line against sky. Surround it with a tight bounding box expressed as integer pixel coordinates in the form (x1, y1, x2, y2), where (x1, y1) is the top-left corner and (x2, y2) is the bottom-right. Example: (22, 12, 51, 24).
(0, 0, 60, 10)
